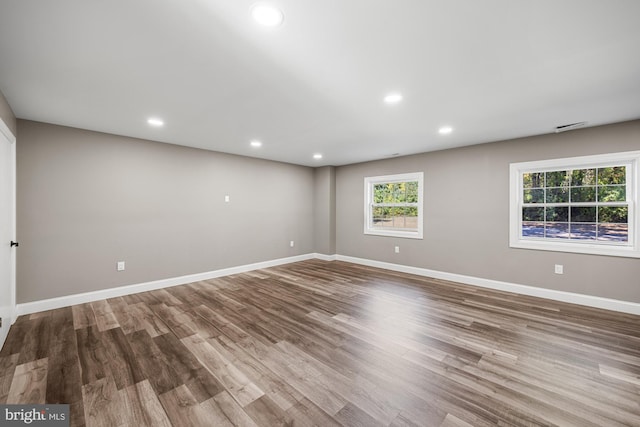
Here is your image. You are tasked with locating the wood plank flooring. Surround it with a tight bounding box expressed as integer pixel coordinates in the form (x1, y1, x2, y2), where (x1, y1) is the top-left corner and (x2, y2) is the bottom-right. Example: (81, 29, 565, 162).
(1, 259, 639, 426)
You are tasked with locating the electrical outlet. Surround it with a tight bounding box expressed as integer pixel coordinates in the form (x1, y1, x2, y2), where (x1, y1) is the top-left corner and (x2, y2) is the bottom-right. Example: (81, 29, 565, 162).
(117, 261, 125, 271)
(224, 195, 230, 202)
(394, 246, 400, 253)
(554, 264, 563, 275)
(290, 240, 295, 247)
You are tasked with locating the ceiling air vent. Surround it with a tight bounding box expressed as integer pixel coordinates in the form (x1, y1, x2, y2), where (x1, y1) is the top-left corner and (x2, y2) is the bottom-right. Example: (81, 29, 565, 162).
(555, 121, 587, 133)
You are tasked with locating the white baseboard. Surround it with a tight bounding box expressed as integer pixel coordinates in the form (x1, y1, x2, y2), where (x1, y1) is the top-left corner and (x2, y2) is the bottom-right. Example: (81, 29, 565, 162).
(335, 255, 640, 315)
(15, 254, 315, 317)
(313, 253, 338, 261)
(14, 252, 640, 318)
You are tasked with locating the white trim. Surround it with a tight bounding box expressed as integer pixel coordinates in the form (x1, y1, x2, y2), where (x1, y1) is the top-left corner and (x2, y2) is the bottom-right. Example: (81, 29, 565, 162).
(335, 255, 640, 315)
(15, 254, 314, 316)
(364, 172, 424, 240)
(0, 117, 16, 346)
(313, 253, 337, 261)
(13, 252, 640, 319)
(0, 118, 16, 144)
(510, 151, 640, 258)
(9, 128, 16, 324)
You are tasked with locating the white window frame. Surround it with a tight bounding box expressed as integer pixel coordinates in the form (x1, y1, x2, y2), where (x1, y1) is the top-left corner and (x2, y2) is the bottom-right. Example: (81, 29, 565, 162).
(509, 151, 640, 258)
(364, 172, 424, 239)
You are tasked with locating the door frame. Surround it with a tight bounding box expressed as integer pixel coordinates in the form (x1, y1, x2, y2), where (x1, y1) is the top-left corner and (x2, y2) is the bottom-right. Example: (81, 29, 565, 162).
(0, 118, 16, 325)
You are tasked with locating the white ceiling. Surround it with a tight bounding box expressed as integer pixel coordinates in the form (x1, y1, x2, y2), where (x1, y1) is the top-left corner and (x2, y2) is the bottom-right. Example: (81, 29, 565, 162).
(1, 1, 639, 167)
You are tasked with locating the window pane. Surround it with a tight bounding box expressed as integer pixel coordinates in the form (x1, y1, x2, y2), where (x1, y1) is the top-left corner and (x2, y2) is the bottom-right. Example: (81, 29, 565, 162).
(546, 187, 569, 203)
(545, 222, 569, 239)
(522, 222, 544, 237)
(598, 224, 628, 242)
(523, 188, 544, 203)
(598, 185, 626, 202)
(546, 170, 570, 187)
(571, 187, 596, 203)
(546, 207, 568, 222)
(404, 213, 418, 229)
(598, 166, 625, 185)
(523, 207, 544, 221)
(372, 206, 389, 227)
(372, 206, 388, 217)
(571, 206, 596, 222)
(391, 216, 405, 228)
(598, 206, 628, 224)
(391, 183, 404, 203)
(571, 224, 597, 240)
(373, 184, 389, 203)
(389, 206, 402, 217)
(571, 169, 596, 186)
(406, 181, 418, 203)
(523, 172, 544, 189)
(401, 207, 418, 230)
(378, 207, 417, 230)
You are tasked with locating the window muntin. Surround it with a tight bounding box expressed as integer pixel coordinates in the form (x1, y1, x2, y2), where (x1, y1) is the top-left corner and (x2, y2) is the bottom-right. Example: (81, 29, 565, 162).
(521, 166, 628, 242)
(510, 152, 640, 258)
(364, 173, 423, 239)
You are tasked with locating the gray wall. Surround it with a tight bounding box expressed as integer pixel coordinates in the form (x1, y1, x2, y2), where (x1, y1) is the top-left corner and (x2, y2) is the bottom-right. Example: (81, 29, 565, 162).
(17, 120, 315, 303)
(314, 166, 336, 255)
(0, 89, 16, 137)
(15, 117, 640, 305)
(336, 120, 640, 303)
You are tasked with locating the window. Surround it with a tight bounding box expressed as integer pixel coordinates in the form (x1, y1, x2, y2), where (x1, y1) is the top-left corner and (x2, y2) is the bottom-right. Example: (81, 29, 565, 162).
(364, 172, 423, 239)
(510, 151, 640, 258)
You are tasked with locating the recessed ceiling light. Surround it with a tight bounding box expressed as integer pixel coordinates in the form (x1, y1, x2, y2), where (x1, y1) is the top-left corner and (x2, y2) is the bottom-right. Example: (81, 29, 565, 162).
(384, 93, 403, 104)
(250, 140, 262, 147)
(251, 4, 284, 27)
(147, 118, 164, 127)
(313, 153, 323, 160)
(438, 126, 453, 135)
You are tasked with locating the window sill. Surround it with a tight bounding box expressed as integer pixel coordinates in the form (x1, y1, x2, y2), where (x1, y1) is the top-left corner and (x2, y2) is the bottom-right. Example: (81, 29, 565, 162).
(365, 229, 423, 240)
(510, 239, 640, 258)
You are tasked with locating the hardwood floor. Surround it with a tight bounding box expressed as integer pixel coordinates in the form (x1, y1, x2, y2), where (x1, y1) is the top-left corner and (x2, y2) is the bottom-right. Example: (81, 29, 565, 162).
(1, 259, 639, 426)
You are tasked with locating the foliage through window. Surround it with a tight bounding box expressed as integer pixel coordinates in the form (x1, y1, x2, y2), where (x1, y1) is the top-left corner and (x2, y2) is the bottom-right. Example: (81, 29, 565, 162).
(510, 152, 639, 258)
(364, 172, 423, 239)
